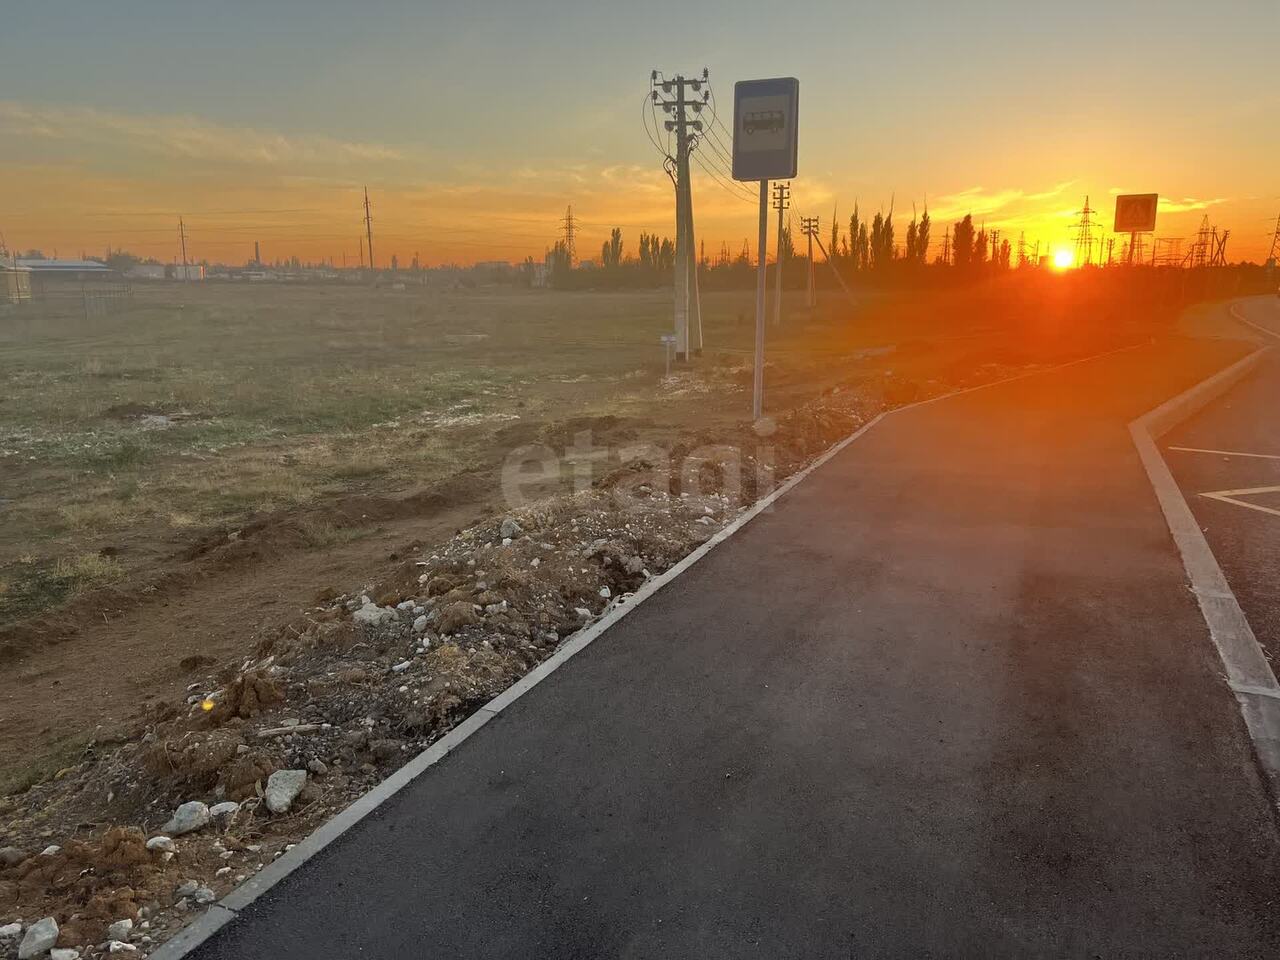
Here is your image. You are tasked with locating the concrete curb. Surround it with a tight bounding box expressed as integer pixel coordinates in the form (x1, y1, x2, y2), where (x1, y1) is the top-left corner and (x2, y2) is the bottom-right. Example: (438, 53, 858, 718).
(1130, 300, 1280, 806)
(149, 339, 1140, 959)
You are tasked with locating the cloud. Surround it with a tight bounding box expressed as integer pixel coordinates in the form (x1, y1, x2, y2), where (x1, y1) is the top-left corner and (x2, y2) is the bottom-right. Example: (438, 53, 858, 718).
(0, 100, 403, 168)
(1158, 196, 1229, 213)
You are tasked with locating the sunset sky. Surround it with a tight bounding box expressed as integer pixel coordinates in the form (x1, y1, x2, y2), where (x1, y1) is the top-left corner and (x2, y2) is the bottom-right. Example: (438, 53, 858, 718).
(1, 0, 1275, 267)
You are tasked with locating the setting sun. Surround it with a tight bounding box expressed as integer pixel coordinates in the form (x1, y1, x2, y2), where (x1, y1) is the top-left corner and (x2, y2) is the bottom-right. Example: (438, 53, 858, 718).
(1052, 248, 1075, 270)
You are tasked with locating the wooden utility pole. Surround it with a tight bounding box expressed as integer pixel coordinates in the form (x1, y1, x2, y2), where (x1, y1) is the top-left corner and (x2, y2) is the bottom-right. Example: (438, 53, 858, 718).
(178, 217, 190, 282)
(363, 187, 375, 271)
(801, 216, 819, 308)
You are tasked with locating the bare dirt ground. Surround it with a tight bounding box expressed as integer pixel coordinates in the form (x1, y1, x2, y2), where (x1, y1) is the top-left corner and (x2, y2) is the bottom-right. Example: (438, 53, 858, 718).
(0, 274, 1177, 956)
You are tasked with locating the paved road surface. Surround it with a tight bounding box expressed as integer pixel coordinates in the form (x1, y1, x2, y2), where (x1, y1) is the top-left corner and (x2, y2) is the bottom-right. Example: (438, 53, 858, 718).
(193, 332, 1280, 958)
(1166, 297, 1280, 666)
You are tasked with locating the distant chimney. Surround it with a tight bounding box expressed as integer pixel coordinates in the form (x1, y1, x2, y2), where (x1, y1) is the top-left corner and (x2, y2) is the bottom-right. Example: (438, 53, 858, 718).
(254, 241, 261, 265)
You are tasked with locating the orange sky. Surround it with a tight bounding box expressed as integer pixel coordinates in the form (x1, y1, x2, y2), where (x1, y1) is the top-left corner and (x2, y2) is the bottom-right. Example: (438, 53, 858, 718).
(1, 2, 1275, 266)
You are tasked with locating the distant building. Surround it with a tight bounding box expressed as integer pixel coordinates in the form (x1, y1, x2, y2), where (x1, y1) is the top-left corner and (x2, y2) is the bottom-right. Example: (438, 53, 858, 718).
(170, 264, 205, 281)
(17, 258, 112, 279)
(1, 263, 32, 304)
(125, 264, 166, 281)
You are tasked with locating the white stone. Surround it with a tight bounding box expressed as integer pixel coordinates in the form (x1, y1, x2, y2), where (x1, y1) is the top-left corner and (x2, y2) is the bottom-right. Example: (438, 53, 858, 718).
(352, 602, 394, 627)
(391, 660, 411, 673)
(412, 615, 428, 633)
(106, 919, 133, 941)
(0, 923, 23, 942)
(17, 917, 58, 960)
(107, 942, 138, 954)
(39, 845, 60, 857)
(50, 950, 79, 960)
(500, 518, 523, 539)
(162, 800, 210, 836)
(192, 887, 216, 905)
(265, 769, 307, 814)
(599, 586, 611, 599)
(574, 607, 591, 618)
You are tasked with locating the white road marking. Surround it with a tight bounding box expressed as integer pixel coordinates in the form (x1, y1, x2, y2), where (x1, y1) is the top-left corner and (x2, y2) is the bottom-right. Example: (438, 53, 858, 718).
(1168, 445, 1280, 461)
(1200, 485, 1280, 519)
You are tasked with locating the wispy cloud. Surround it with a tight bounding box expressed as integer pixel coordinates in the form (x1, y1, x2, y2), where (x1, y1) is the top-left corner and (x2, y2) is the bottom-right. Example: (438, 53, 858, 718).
(0, 100, 403, 168)
(1158, 196, 1229, 213)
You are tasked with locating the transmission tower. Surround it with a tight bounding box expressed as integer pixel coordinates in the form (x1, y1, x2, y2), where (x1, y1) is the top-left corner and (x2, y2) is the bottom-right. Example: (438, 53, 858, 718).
(1189, 215, 1212, 267)
(941, 226, 951, 266)
(1072, 196, 1098, 266)
(1210, 228, 1230, 267)
(1266, 214, 1280, 267)
(363, 187, 375, 271)
(560, 205, 578, 268)
(800, 216, 819, 308)
(652, 68, 710, 360)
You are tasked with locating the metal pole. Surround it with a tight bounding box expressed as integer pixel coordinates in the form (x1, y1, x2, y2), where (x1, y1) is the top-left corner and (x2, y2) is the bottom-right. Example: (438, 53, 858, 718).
(773, 190, 785, 327)
(753, 179, 769, 421)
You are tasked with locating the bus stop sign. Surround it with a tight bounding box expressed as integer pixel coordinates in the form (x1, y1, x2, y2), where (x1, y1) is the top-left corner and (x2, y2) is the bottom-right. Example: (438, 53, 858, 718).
(732, 77, 799, 181)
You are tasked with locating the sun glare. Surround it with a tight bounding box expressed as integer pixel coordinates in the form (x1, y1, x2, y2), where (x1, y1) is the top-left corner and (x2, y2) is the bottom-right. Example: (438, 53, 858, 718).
(1052, 248, 1075, 270)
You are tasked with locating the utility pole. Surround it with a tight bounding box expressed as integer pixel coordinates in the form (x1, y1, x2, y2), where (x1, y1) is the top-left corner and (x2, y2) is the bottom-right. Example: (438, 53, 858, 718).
(653, 68, 709, 361)
(363, 187, 375, 271)
(771, 182, 790, 327)
(801, 216, 819, 308)
(178, 217, 190, 282)
(359, 235, 365, 269)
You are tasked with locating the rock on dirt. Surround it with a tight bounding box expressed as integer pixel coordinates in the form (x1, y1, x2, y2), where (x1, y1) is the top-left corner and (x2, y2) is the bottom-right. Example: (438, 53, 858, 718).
(0, 846, 26, 867)
(146, 836, 176, 853)
(161, 801, 210, 836)
(500, 518, 523, 540)
(352, 601, 396, 627)
(50, 950, 80, 960)
(265, 769, 307, 814)
(208, 801, 240, 825)
(17, 917, 58, 959)
(106, 918, 134, 941)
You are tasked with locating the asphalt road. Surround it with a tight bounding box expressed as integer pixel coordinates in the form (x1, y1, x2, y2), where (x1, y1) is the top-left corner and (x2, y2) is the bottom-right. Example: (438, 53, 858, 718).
(1166, 297, 1280, 667)
(192, 333, 1280, 959)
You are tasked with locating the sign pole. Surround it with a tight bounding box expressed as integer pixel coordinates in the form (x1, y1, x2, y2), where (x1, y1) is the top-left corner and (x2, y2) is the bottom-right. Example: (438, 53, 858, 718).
(753, 178, 769, 421)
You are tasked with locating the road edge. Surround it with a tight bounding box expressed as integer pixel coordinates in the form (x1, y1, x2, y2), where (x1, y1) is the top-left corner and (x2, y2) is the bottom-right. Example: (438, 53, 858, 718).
(1130, 300, 1280, 808)
(150, 339, 1140, 959)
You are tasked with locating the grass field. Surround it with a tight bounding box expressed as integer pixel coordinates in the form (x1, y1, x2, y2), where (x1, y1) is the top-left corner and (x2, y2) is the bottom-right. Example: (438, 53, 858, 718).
(0, 282, 799, 623)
